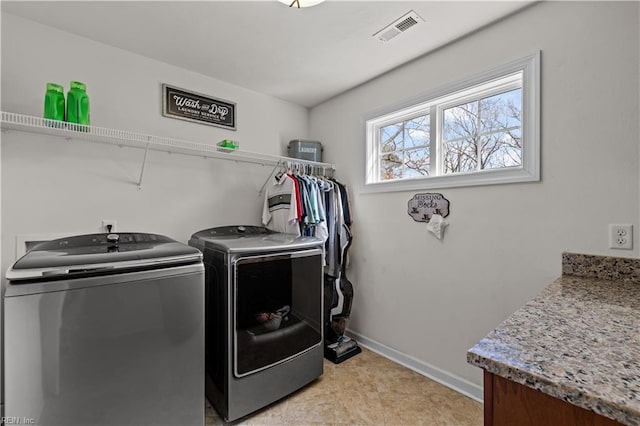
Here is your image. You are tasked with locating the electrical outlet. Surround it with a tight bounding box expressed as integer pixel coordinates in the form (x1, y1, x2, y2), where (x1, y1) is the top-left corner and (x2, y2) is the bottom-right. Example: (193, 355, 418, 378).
(102, 220, 117, 233)
(609, 224, 633, 250)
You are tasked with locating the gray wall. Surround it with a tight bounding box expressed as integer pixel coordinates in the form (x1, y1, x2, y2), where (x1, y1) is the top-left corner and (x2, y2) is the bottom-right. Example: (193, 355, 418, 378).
(309, 1, 639, 397)
(1, 13, 309, 271)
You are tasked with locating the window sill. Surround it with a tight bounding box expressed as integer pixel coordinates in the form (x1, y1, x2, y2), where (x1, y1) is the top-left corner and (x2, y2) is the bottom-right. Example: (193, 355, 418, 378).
(361, 167, 539, 194)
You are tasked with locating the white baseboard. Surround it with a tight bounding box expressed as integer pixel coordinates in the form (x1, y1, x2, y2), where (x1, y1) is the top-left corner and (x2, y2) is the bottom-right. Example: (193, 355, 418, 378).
(347, 330, 483, 403)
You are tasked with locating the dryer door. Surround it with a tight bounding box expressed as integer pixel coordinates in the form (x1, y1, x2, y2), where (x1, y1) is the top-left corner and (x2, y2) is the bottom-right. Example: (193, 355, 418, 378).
(233, 248, 322, 377)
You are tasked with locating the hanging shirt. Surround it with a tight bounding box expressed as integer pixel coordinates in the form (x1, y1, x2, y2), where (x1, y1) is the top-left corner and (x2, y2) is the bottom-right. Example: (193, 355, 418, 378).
(287, 173, 304, 223)
(262, 173, 301, 237)
(299, 175, 320, 225)
(314, 178, 330, 265)
(322, 180, 339, 277)
(334, 179, 352, 227)
(298, 177, 314, 225)
(308, 177, 322, 224)
(332, 183, 345, 275)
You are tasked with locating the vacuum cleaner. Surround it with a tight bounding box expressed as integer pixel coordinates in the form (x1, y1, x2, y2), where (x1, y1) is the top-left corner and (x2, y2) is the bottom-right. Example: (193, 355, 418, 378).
(324, 226, 362, 363)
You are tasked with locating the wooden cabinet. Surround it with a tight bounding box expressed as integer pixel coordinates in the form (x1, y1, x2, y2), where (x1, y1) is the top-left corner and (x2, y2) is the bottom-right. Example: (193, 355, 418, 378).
(484, 371, 624, 426)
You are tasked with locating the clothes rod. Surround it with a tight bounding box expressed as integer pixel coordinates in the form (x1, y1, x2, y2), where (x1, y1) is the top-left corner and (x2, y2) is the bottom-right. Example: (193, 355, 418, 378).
(258, 159, 334, 196)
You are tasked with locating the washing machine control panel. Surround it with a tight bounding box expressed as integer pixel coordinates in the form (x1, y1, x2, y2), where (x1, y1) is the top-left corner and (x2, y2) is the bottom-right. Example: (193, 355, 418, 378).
(197, 226, 273, 238)
(32, 233, 171, 251)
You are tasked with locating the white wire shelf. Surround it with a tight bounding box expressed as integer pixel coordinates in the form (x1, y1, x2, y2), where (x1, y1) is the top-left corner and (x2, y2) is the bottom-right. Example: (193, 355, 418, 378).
(0, 111, 335, 187)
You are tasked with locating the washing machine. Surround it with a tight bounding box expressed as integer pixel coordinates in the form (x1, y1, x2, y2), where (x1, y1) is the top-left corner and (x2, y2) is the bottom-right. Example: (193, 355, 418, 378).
(3, 232, 205, 426)
(188, 226, 323, 422)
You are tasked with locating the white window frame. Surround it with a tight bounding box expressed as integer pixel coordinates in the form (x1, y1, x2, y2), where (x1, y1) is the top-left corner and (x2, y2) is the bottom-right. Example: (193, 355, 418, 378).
(364, 52, 540, 193)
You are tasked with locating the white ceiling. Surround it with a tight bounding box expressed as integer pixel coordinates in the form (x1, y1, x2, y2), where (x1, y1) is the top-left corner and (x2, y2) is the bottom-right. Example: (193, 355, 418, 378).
(1, 0, 533, 108)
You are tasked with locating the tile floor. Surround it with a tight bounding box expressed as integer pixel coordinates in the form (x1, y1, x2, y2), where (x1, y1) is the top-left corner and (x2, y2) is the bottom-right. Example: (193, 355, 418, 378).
(205, 347, 482, 425)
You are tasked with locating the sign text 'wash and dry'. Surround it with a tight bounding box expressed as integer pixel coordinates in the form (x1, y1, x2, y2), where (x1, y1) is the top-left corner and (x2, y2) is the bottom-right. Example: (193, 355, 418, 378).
(162, 84, 236, 130)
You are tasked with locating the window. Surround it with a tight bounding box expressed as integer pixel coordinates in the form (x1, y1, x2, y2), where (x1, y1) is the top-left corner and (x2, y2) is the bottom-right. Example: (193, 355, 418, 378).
(365, 52, 539, 192)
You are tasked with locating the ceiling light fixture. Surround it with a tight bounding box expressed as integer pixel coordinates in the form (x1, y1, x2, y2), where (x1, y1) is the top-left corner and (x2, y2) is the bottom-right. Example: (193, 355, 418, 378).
(278, 0, 325, 8)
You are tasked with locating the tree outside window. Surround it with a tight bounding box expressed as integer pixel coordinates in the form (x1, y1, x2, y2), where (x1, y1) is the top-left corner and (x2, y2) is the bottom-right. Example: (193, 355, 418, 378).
(379, 114, 430, 180)
(443, 88, 522, 174)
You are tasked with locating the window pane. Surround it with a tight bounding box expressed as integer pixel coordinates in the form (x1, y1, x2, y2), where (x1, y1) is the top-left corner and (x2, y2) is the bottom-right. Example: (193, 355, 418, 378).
(403, 147, 430, 177)
(380, 152, 403, 181)
(404, 114, 430, 148)
(444, 139, 477, 173)
(380, 123, 402, 180)
(381, 123, 402, 152)
(480, 88, 522, 134)
(481, 130, 522, 169)
(443, 101, 478, 141)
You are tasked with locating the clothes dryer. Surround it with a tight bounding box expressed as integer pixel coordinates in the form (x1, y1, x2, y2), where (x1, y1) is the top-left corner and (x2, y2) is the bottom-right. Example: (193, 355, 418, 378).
(189, 226, 323, 422)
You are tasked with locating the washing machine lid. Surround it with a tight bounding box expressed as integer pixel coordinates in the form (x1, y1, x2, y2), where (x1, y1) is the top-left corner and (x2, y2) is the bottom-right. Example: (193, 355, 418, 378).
(5, 233, 202, 282)
(189, 226, 323, 253)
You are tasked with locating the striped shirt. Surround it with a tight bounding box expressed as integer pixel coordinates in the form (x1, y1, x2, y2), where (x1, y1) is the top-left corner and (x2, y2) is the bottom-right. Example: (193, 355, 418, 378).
(262, 173, 301, 236)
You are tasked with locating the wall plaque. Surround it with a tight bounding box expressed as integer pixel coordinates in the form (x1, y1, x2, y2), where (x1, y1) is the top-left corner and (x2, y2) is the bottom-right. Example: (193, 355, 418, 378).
(162, 84, 236, 130)
(408, 193, 450, 223)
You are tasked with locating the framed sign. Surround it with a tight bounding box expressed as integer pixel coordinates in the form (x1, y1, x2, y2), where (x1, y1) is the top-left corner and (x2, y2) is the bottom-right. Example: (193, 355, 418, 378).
(162, 84, 236, 130)
(408, 193, 450, 223)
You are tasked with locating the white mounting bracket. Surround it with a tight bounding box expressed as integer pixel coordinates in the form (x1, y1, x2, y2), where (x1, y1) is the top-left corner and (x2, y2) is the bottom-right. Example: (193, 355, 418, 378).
(137, 142, 151, 190)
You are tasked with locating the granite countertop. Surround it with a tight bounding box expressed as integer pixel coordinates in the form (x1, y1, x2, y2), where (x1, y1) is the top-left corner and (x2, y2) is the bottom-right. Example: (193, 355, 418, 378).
(467, 253, 640, 426)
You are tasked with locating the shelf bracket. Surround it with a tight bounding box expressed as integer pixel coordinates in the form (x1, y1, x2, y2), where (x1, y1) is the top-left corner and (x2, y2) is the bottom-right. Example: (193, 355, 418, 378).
(259, 160, 282, 196)
(137, 143, 151, 189)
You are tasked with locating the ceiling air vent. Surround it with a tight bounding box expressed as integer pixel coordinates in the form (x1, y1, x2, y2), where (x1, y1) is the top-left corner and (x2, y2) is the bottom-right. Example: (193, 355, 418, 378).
(373, 10, 424, 42)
